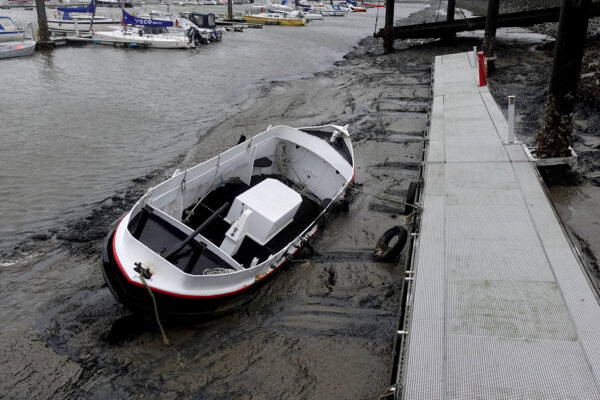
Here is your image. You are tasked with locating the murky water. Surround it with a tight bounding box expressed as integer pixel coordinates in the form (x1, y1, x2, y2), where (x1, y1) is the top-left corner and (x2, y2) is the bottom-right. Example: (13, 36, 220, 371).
(1, 4, 425, 250)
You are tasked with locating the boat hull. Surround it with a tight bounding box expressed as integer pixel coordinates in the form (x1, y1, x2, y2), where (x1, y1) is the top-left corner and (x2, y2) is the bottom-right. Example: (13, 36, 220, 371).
(93, 29, 193, 49)
(47, 19, 120, 33)
(102, 125, 354, 316)
(0, 40, 35, 59)
(242, 15, 307, 26)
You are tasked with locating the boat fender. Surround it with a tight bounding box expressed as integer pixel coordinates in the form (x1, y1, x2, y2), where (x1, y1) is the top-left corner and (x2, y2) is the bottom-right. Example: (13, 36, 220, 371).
(404, 181, 418, 215)
(374, 226, 407, 262)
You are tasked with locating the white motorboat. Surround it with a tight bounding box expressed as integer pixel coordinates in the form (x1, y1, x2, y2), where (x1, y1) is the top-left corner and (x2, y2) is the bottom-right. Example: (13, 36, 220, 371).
(179, 12, 224, 42)
(102, 124, 355, 315)
(322, 4, 348, 16)
(93, 10, 194, 49)
(0, 39, 35, 59)
(0, 16, 26, 42)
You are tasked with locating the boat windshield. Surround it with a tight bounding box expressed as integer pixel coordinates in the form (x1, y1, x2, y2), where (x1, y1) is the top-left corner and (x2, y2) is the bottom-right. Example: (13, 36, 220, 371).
(142, 26, 168, 34)
(0, 17, 19, 32)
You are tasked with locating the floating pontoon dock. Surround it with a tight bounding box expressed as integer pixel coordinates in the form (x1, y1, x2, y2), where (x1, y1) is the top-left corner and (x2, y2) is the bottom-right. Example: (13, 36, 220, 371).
(398, 52, 600, 398)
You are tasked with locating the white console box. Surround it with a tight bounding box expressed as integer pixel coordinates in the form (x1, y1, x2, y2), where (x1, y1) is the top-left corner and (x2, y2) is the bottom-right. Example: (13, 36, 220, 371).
(225, 178, 302, 245)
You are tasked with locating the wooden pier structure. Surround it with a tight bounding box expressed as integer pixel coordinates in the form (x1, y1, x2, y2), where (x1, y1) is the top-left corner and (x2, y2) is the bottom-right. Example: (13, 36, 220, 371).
(376, 2, 600, 41)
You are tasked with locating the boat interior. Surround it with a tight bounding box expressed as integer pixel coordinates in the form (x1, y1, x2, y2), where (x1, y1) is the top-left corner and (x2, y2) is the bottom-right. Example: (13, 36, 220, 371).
(125, 128, 353, 276)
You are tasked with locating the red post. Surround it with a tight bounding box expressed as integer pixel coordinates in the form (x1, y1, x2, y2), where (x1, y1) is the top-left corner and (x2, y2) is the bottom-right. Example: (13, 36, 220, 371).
(477, 51, 487, 86)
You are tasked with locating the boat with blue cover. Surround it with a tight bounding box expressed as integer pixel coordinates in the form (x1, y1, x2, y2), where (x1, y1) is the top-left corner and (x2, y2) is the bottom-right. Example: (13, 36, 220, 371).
(47, 0, 120, 34)
(93, 9, 194, 49)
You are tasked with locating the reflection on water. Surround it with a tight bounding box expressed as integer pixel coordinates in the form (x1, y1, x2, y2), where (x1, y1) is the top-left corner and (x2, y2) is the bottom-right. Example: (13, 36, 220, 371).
(0, 6, 381, 249)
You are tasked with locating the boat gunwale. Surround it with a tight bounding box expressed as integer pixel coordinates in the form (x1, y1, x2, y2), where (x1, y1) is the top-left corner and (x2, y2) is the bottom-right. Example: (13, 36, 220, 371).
(109, 125, 354, 298)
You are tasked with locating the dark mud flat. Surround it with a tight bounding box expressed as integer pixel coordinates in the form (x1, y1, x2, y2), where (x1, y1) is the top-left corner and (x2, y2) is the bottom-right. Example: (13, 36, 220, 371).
(0, 8, 439, 400)
(6, 2, 599, 398)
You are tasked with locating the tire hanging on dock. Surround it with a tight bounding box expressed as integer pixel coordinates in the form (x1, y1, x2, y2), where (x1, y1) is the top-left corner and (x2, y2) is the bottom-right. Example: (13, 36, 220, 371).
(404, 181, 418, 216)
(374, 226, 408, 262)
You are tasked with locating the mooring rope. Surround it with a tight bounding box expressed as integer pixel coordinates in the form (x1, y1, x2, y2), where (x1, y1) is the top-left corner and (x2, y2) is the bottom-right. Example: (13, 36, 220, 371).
(138, 274, 184, 367)
(346, 185, 422, 220)
(378, 383, 398, 399)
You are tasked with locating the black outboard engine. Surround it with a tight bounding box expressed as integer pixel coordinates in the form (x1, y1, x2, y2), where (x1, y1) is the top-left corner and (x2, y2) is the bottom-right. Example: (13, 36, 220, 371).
(187, 27, 208, 45)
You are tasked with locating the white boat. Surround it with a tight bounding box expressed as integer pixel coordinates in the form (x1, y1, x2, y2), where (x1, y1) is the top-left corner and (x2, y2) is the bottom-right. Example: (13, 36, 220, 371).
(93, 10, 194, 49)
(48, 15, 121, 34)
(294, 10, 323, 21)
(179, 12, 225, 42)
(93, 26, 194, 48)
(48, 0, 120, 34)
(0, 16, 26, 42)
(321, 4, 348, 16)
(102, 124, 355, 315)
(0, 39, 35, 59)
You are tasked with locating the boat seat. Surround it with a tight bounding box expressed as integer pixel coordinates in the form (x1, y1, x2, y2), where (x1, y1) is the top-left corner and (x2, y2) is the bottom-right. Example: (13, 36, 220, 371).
(225, 178, 302, 246)
(253, 157, 273, 168)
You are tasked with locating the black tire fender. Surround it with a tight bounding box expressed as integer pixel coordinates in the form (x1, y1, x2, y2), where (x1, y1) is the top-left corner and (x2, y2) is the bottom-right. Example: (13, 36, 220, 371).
(374, 226, 408, 262)
(404, 181, 418, 216)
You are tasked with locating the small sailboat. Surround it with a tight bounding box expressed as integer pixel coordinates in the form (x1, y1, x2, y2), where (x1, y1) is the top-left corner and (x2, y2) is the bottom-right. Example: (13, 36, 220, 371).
(93, 10, 194, 49)
(102, 124, 354, 315)
(47, 0, 120, 34)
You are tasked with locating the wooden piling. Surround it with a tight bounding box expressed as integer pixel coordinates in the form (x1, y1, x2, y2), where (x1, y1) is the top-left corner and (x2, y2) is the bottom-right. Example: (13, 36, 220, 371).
(383, 0, 395, 52)
(34, 0, 52, 49)
(227, 0, 233, 21)
(447, 0, 456, 22)
(482, 0, 500, 58)
(536, 0, 591, 158)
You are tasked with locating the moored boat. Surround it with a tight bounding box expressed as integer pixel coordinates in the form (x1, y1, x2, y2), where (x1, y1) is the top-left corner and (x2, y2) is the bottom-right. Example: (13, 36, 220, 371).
(242, 11, 306, 25)
(92, 10, 194, 49)
(321, 4, 348, 16)
(0, 16, 26, 42)
(0, 39, 35, 59)
(102, 124, 354, 315)
(47, 0, 120, 34)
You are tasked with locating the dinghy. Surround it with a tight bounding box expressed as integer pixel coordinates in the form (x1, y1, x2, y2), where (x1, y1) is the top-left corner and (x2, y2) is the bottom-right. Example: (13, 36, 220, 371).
(0, 39, 35, 59)
(102, 124, 354, 315)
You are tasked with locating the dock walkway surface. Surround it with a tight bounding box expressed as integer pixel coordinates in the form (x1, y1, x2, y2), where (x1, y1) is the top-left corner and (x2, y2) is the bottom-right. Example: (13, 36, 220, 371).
(401, 52, 600, 399)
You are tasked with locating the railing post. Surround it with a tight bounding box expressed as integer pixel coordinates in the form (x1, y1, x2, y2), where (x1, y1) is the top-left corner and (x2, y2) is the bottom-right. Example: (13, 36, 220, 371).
(507, 95, 516, 143)
(477, 51, 486, 86)
(447, 0, 455, 22)
(383, 0, 396, 53)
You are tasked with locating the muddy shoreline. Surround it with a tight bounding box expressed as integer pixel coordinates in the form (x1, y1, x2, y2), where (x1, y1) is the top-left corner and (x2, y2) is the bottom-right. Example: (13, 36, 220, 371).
(1, 4, 435, 399)
(2, 2, 600, 398)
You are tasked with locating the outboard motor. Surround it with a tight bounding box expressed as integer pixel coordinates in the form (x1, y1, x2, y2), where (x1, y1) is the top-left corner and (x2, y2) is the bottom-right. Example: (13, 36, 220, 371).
(187, 27, 208, 45)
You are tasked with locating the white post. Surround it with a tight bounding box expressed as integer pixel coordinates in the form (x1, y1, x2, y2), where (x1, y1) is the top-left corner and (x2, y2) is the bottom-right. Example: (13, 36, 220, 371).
(473, 46, 477, 59)
(508, 95, 516, 143)
(74, 19, 79, 36)
(28, 22, 35, 40)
